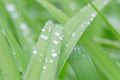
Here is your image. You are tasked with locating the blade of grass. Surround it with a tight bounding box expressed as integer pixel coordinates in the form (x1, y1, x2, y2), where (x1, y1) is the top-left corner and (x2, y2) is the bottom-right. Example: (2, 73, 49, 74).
(87, 0, 120, 40)
(2, 0, 35, 58)
(68, 45, 100, 80)
(39, 24, 63, 80)
(80, 37, 120, 80)
(57, 0, 110, 75)
(0, 67, 3, 80)
(0, 16, 28, 74)
(23, 20, 63, 80)
(0, 28, 22, 80)
(94, 37, 120, 49)
(37, 0, 69, 24)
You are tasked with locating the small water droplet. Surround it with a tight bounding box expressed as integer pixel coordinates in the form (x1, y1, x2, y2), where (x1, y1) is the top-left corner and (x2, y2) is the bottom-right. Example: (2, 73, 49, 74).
(59, 36, 63, 40)
(54, 32, 60, 36)
(20, 23, 28, 30)
(43, 66, 47, 70)
(42, 28, 46, 32)
(6, 4, 16, 12)
(39, 59, 42, 62)
(91, 14, 96, 18)
(50, 60, 54, 63)
(86, 22, 90, 25)
(51, 50, 55, 53)
(40, 35, 48, 40)
(32, 50, 38, 55)
(52, 53, 57, 57)
(72, 32, 76, 37)
(11, 12, 18, 19)
(53, 40, 59, 44)
(65, 44, 69, 47)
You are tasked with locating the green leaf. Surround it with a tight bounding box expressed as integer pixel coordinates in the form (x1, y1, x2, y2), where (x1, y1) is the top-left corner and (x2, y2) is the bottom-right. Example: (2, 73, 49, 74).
(57, 0, 110, 75)
(68, 45, 100, 80)
(88, 0, 120, 39)
(0, 28, 22, 80)
(2, 0, 35, 58)
(0, 17, 28, 74)
(23, 20, 63, 80)
(80, 36, 120, 80)
(37, 0, 69, 24)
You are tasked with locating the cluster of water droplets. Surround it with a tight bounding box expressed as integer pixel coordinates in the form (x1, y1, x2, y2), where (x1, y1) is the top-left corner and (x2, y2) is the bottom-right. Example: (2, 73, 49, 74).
(32, 20, 64, 70)
(6, 4, 33, 45)
(72, 46, 86, 58)
(6, 4, 18, 19)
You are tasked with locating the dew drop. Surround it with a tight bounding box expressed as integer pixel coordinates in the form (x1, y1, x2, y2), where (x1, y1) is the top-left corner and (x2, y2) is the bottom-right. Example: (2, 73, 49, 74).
(40, 35, 48, 40)
(72, 32, 76, 37)
(59, 36, 63, 40)
(66, 44, 69, 47)
(53, 40, 59, 44)
(39, 59, 42, 62)
(20, 23, 28, 30)
(91, 14, 96, 18)
(50, 60, 54, 63)
(33, 50, 38, 55)
(51, 50, 55, 53)
(55, 32, 60, 36)
(43, 66, 47, 70)
(52, 53, 57, 57)
(42, 28, 46, 32)
(11, 12, 18, 19)
(6, 4, 16, 12)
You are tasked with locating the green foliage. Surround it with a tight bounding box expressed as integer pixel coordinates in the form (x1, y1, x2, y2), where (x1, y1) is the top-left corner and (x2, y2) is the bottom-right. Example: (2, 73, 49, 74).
(0, 0, 120, 80)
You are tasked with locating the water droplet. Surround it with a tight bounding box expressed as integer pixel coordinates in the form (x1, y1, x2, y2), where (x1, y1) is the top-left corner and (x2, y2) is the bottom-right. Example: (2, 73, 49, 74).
(51, 50, 55, 53)
(43, 66, 47, 70)
(6, 4, 16, 12)
(59, 36, 63, 40)
(50, 60, 54, 63)
(55, 32, 60, 36)
(11, 12, 18, 19)
(20, 23, 28, 30)
(53, 40, 59, 44)
(72, 32, 76, 37)
(91, 14, 96, 18)
(42, 28, 46, 32)
(52, 53, 57, 57)
(33, 50, 38, 54)
(65, 44, 69, 47)
(86, 22, 90, 25)
(39, 59, 42, 62)
(40, 35, 48, 40)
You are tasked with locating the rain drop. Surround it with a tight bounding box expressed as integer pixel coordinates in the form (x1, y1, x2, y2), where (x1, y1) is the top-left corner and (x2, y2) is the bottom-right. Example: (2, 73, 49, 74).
(53, 40, 59, 44)
(6, 4, 16, 12)
(40, 35, 48, 40)
(52, 53, 57, 57)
